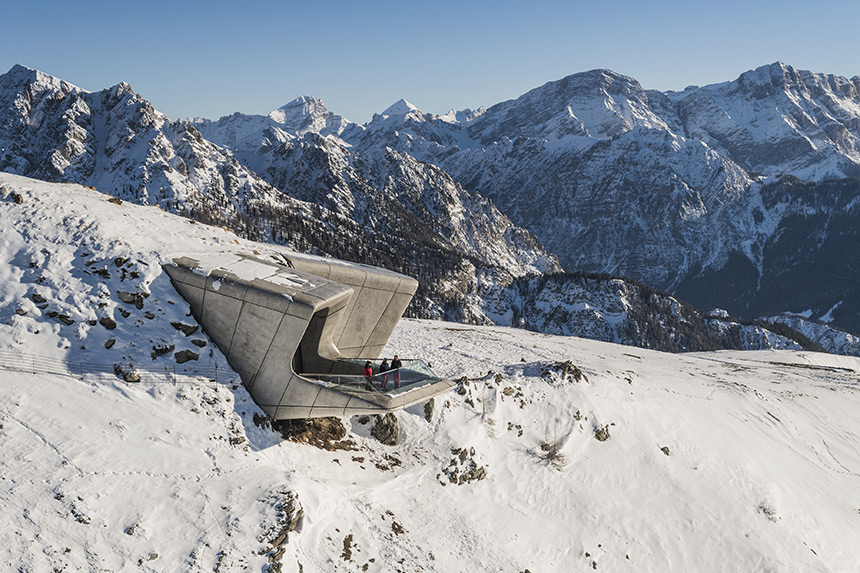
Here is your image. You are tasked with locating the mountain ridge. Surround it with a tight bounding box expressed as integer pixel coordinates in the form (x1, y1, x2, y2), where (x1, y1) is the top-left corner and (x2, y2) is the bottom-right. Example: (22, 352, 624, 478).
(5, 62, 860, 344)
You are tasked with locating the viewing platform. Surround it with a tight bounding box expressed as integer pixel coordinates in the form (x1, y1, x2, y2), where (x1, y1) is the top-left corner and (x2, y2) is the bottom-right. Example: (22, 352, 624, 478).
(303, 358, 452, 409)
(163, 252, 455, 419)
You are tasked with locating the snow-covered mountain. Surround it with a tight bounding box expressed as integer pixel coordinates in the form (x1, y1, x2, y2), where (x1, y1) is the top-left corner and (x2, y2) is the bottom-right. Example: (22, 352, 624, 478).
(340, 63, 860, 336)
(3, 174, 860, 571)
(5, 62, 860, 342)
(667, 62, 860, 181)
(0, 64, 283, 216)
(0, 65, 559, 322)
(759, 313, 860, 357)
(470, 271, 808, 353)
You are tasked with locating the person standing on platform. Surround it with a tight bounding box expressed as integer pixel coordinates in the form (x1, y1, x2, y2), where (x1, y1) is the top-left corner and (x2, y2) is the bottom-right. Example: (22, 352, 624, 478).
(390, 355, 402, 389)
(363, 361, 374, 390)
(379, 357, 390, 390)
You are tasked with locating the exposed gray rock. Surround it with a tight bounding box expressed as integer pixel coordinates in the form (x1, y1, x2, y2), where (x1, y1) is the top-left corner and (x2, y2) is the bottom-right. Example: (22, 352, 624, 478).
(98, 316, 117, 330)
(594, 425, 611, 442)
(424, 398, 435, 423)
(151, 343, 175, 359)
(116, 291, 146, 309)
(171, 321, 198, 336)
(371, 413, 400, 445)
(174, 349, 199, 364)
(113, 363, 140, 383)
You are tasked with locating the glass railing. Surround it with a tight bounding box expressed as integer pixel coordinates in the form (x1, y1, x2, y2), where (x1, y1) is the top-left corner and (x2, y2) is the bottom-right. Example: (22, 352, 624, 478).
(302, 358, 441, 396)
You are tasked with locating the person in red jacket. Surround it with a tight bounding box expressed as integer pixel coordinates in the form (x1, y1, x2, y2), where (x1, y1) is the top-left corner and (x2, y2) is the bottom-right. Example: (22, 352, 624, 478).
(363, 361, 374, 390)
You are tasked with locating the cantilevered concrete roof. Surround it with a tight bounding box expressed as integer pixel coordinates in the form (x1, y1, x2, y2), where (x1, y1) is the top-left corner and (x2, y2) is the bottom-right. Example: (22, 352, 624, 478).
(164, 252, 454, 419)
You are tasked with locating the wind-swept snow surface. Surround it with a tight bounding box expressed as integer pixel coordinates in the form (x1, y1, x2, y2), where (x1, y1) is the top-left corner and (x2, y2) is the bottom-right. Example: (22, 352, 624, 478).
(1, 174, 860, 571)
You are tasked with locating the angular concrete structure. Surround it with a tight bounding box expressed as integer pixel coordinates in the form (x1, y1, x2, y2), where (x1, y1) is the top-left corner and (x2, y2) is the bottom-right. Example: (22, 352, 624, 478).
(163, 252, 454, 419)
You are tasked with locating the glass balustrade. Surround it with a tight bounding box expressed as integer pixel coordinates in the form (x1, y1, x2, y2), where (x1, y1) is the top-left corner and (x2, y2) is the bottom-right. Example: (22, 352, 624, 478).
(302, 358, 441, 396)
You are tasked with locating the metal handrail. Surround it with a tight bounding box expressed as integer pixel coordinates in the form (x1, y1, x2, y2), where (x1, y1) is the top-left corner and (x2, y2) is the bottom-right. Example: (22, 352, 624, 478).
(302, 358, 441, 395)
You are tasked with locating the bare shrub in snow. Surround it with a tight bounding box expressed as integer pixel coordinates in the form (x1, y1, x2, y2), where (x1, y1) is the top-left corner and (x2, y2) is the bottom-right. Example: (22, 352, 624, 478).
(539, 435, 568, 470)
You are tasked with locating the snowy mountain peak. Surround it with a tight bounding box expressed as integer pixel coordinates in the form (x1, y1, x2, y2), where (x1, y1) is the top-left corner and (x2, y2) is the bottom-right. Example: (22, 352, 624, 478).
(105, 81, 136, 99)
(264, 95, 353, 138)
(0, 64, 82, 97)
(464, 66, 662, 144)
(562, 68, 640, 90)
(734, 61, 802, 91)
(269, 95, 328, 123)
(381, 98, 421, 118)
(437, 106, 486, 124)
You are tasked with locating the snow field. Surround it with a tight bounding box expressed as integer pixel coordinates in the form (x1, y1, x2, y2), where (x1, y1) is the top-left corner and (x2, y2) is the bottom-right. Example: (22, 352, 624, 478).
(1, 174, 860, 571)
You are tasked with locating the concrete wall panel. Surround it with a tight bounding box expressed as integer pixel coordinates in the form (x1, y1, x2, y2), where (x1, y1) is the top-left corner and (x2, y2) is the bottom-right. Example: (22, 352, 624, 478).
(329, 288, 359, 352)
(288, 258, 331, 280)
(172, 284, 206, 321)
(244, 279, 293, 313)
(305, 281, 353, 304)
(247, 373, 291, 409)
(336, 287, 395, 355)
(279, 377, 325, 408)
(165, 258, 208, 289)
(206, 270, 248, 301)
(258, 313, 310, 370)
(326, 263, 366, 288)
(227, 302, 283, 381)
(311, 387, 351, 410)
(364, 291, 414, 350)
(274, 405, 313, 419)
(362, 269, 400, 291)
(199, 292, 244, 354)
(396, 275, 419, 294)
(357, 344, 386, 359)
(309, 406, 347, 418)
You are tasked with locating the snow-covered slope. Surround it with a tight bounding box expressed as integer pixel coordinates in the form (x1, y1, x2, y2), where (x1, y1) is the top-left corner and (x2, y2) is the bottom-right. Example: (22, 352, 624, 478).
(3, 173, 860, 571)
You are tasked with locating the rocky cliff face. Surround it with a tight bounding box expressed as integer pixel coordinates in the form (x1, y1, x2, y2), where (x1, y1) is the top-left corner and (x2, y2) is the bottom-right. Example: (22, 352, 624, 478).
(758, 313, 860, 357)
(342, 63, 860, 336)
(0, 65, 283, 220)
(0, 65, 559, 322)
(467, 271, 807, 353)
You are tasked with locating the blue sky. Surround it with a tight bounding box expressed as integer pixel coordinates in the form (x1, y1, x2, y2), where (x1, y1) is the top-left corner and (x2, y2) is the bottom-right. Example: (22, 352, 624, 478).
(2, 0, 857, 123)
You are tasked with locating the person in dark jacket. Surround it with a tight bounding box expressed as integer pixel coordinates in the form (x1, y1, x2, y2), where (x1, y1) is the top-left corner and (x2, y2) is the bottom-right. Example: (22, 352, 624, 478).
(379, 358, 390, 390)
(390, 355, 402, 388)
